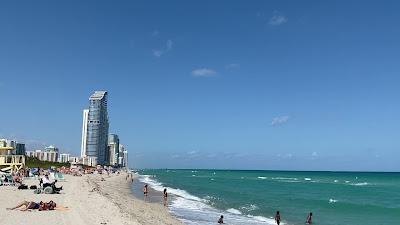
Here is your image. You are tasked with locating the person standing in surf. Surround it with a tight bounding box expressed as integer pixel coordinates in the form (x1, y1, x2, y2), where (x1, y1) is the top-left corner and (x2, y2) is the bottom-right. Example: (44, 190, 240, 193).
(163, 188, 168, 206)
(306, 212, 313, 224)
(143, 184, 149, 201)
(275, 211, 281, 225)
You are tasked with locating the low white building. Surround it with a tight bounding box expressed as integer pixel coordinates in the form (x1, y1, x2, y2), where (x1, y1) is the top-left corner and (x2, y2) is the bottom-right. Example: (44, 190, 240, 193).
(58, 153, 70, 163)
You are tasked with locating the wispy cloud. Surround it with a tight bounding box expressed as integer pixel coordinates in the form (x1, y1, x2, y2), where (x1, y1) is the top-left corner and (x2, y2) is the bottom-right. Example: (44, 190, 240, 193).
(187, 150, 198, 155)
(152, 30, 159, 37)
(170, 154, 180, 159)
(269, 11, 288, 26)
(191, 68, 217, 77)
(311, 151, 318, 160)
(166, 39, 173, 50)
(152, 50, 163, 57)
(271, 116, 290, 126)
(226, 63, 240, 69)
(276, 153, 293, 159)
(153, 39, 174, 58)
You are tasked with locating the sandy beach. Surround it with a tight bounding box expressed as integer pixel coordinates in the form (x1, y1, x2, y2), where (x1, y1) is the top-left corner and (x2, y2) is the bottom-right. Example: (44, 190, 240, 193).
(0, 173, 183, 225)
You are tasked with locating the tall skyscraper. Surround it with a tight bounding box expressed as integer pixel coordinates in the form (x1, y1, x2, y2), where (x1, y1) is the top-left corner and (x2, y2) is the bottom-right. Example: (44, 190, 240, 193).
(123, 149, 128, 168)
(118, 144, 125, 167)
(108, 134, 119, 166)
(83, 91, 109, 165)
(80, 109, 89, 157)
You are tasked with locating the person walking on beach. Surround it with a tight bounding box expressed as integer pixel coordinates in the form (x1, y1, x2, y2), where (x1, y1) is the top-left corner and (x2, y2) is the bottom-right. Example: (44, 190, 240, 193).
(306, 212, 313, 224)
(275, 211, 281, 225)
(143, 184, 149, 201)
(163, 188, 168, 206)
(218, 215, 224, 224)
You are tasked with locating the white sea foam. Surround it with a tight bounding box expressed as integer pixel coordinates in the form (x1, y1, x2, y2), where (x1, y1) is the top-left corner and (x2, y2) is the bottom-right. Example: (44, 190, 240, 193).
(334, 180, 339, 183)
(271, 177, 298, 180)
(139, 174, 276, 225)
(248, 215, 277, 224)
(139, 175, 203, 202)
(227, 208, 242, 215)
(329, 198, 338, 203)
(240, 204, 259, 212)
(304, 178, 312, 181)
(351, 182, 369, 186)
(257, 176, 267, 180)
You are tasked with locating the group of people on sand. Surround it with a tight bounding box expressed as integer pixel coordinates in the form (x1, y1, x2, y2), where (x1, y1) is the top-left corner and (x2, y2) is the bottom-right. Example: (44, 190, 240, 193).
(126, 173, 134, 183)
(142, 184, 169, 207)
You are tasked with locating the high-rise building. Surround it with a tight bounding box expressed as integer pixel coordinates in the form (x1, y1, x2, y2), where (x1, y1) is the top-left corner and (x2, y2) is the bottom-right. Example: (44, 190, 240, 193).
(108, 134, 119, 166)
(123, 150, 128, 168)
(15, 143, 26, 155)
(118, 144, 125, 167)
(84, 91, 109, 165)
(81, 109, 89, 157)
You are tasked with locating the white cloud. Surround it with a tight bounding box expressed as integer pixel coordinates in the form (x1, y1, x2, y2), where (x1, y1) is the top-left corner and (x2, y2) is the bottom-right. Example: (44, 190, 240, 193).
(166, 39, 173, 50)
(271, 116, 290, 126)
(191, 68, 217, 77)
(187, 150, 198, 155)
(226, 63, 240, 69)
(206, 153, 217, 158)
(152, 40, 173, 58)
(277, 153, 293, 159)
(170, 154, 180, 159)
(153, 50, 163, 57)
(152, 30, 159, 37)
(269, 12, 288, 26)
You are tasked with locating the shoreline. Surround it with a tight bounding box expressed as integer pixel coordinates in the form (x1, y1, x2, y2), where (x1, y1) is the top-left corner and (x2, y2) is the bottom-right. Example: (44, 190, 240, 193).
(0, 172, 184, 225)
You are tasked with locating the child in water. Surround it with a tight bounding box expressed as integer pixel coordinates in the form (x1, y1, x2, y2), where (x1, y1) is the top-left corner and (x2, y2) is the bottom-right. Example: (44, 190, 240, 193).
(218, 215, 224, 224)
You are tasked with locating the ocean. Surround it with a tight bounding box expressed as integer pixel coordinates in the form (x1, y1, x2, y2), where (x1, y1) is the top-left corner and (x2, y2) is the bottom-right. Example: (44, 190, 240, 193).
(135, 170, 400, 225)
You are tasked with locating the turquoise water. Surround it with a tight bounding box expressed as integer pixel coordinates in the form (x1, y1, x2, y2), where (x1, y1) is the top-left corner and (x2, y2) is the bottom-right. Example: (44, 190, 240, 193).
(137, 170, 400, 225)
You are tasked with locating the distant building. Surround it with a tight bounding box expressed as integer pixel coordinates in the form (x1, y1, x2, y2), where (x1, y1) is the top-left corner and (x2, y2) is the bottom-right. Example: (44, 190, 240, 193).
(82, 156, 97, 167)
(81, 109, 89, 158)
(58, 153, 70, 163)
(108, 134, 119, 166)
(45, 145, 59, 152)
(82, 91, 109, 165)
(0, 139, 6, 147)
(15, 143, 26, 155)
(69, 156, 80, 164)
(123, 150, 128, 168)
(118, 144, 125, 167)
(0, 139, 25, 155)
(27, 146, 59, 162)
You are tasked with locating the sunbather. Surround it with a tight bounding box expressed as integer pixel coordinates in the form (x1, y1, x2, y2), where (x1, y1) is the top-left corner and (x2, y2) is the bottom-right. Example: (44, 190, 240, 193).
(6, 201, 42, 211)
(7, 200, 66, 211)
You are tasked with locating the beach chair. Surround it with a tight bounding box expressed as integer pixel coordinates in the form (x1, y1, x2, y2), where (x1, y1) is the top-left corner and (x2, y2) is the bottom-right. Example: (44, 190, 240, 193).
(2, 175, 16, 186)
(55, 173, 66, 182)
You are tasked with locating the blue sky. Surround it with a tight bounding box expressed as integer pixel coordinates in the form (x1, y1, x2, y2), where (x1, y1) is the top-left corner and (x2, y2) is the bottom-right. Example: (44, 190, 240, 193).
(0, 0, 399, 171)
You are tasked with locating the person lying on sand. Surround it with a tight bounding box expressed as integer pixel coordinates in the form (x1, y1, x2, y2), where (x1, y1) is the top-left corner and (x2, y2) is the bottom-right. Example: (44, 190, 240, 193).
(7, 201, 68, 211)
(7, 201, 41, 211)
